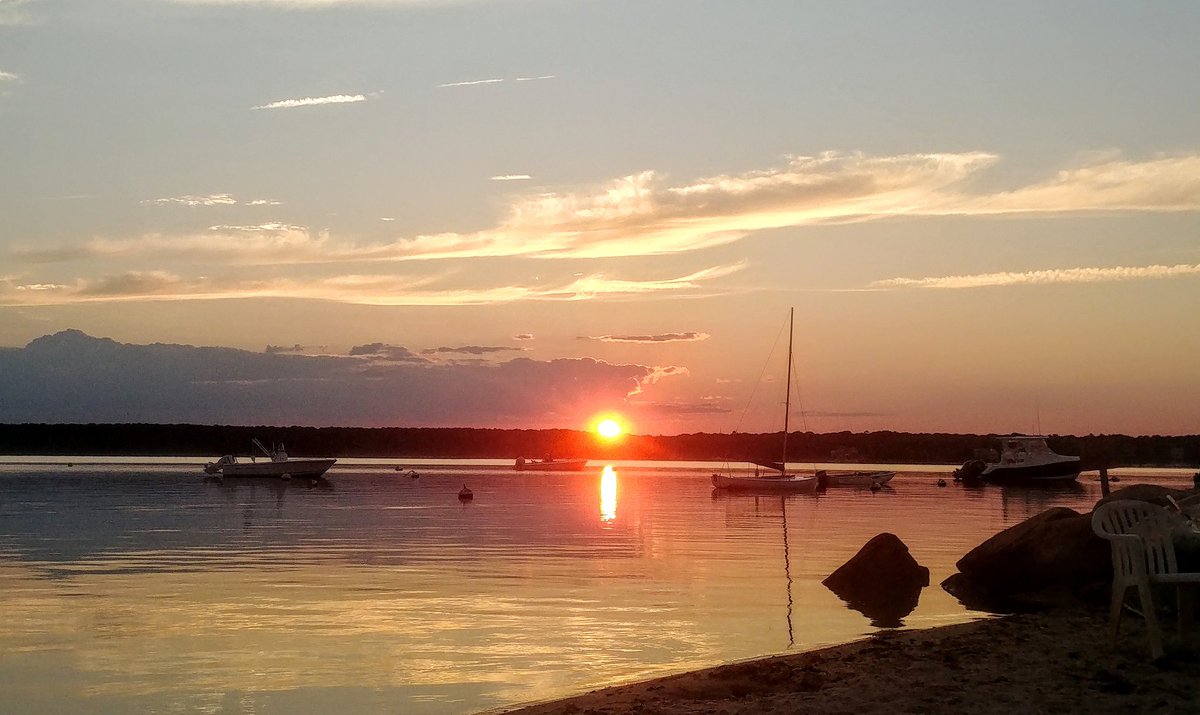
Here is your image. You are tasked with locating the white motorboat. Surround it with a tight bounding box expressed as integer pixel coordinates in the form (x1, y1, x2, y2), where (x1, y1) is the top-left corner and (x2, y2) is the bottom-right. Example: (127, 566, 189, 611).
(956, 435, 1080, 485)
(204, 439, 336, 480)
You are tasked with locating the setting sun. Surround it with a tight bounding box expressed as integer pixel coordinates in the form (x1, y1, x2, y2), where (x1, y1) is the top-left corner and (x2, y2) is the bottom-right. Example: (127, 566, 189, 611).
(596, 418, 623, 439)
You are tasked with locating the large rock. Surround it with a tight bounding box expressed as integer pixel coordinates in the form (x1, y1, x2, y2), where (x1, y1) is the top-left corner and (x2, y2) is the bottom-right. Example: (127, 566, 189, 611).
(1096, 483, 1200, 508)
(943, 507, 1110, 611)
(823, 533, 929, 628)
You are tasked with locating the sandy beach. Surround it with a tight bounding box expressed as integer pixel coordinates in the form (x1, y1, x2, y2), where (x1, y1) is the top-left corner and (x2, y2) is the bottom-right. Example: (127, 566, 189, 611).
(501, 607, 1200, 714)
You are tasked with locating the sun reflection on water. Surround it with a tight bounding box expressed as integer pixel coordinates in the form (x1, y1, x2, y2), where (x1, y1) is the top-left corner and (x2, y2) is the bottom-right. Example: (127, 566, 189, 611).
(599, 465, 618, 523)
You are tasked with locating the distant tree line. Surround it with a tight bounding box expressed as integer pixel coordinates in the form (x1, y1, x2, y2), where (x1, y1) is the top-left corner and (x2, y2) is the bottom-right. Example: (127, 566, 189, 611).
(0, 423, 1197, 467)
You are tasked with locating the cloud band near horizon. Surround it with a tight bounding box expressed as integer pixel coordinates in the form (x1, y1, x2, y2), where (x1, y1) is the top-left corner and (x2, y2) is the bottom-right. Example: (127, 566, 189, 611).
(872, 263, 1200, 289)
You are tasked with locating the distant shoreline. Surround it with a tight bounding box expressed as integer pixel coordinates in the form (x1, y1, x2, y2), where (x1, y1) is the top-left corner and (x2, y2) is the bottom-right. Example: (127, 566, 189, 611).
(0, 423, 1197, 468)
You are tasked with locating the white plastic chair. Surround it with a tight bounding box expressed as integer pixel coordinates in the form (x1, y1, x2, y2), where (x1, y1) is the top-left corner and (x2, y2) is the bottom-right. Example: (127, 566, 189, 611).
(1092, 500, 1200, 658)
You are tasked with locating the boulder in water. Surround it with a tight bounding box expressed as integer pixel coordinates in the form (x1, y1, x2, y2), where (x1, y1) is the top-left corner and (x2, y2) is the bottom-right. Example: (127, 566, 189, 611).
(823, 533, 930, 627)
(944, 507, 1109, 611)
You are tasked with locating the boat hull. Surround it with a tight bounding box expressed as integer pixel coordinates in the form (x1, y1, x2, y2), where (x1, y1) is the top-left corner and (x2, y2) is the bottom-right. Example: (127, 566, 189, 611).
(823, 470, 896, 487)
(980, 458, 1080, 485)
(514, 459, 588, 472)
(217, 458, 336, 479)
(711, 473, 817, 493)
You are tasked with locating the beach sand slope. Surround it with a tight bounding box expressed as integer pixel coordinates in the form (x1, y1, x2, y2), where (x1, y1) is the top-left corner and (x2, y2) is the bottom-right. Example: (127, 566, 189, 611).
(501, 609, 1200, 714)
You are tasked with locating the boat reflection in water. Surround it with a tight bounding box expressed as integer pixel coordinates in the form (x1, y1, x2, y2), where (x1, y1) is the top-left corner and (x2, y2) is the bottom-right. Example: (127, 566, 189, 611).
(600, 465, 618, 524)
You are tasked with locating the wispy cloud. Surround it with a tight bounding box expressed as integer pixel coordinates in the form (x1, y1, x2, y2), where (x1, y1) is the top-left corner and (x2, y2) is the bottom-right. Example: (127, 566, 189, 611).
(439, 75, 554, 89)
(0, 1, 32, 26)
(251, 93, 372, 110)
(206, 223, 307, 233)
(143, 193, 238, 207)
(22, 151, 1200, 267)
(634, 400, 732, 415)
(0, 70, 19, 82)
(490, 174, 532, 181)
(872, 263, 1200, 290)
(580, 331, 711, 343)
(438, 78, 504, 88)
(513, 333, 534, 341)
(420, 345, 523, 356)
(0, 262, 744, 307)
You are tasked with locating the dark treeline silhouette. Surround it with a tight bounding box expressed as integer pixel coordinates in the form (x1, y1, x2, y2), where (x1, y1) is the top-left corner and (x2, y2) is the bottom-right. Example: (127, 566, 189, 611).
(0, 423, 1197, 467)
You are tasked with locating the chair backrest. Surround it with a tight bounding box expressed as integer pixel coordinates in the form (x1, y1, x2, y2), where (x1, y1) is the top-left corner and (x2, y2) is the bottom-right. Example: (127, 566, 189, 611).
(1092, 500, 1180, 577)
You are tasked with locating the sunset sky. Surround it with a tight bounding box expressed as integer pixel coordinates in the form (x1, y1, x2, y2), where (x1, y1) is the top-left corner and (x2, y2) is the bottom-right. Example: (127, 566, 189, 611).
(1, 1, 1198, 435)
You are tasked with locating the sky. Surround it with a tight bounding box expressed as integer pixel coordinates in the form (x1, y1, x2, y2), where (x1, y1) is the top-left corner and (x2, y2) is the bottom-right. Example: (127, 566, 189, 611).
(1, 1, 1198, 436)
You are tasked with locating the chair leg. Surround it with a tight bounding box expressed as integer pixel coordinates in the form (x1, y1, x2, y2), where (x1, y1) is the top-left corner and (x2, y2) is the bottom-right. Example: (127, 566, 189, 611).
(1109, 581, 1126, 645)
(1179, 586, 1194, 647)
(1137, 581, 1163, 659)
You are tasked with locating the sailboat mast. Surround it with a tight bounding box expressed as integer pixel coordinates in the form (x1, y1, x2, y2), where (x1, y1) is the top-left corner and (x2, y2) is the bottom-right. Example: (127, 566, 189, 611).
(781, 308, 793, 474)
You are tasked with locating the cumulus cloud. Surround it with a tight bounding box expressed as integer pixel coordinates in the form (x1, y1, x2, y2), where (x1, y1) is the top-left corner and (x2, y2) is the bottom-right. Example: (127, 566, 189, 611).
(251, 93, 373, 110)
(265, 344, 305, 354)
(0, 330, 667, 428)
(348, 342, 429, 363)
(872, 263, 1200, 290)
(580, 331, 711, 343)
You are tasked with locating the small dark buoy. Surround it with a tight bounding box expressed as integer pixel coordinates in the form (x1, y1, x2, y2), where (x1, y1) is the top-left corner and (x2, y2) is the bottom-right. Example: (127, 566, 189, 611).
(937, 479, 948, 488)
(458, 485, 473, 500)
(1110, 475, 1121, 483)
(869, 482, 881, 492)
(66, 462, 74, 467)
(410, 471, 420, 479)
(281, 473, 292, 481)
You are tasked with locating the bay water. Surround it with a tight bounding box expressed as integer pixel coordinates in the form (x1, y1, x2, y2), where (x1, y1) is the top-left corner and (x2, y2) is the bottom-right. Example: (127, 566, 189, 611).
(0, 460, 1188, 714)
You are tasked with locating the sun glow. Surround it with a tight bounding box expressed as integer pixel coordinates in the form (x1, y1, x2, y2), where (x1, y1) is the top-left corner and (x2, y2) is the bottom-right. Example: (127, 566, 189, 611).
(596, 418, 623, 439)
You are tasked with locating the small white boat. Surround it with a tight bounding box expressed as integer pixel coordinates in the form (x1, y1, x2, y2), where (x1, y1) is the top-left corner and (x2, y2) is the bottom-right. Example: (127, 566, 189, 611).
(711, 472, 817, 492)
(514, 457, 588, 472)
(204, 439, 335, 480)
(818, 470, 896, 488)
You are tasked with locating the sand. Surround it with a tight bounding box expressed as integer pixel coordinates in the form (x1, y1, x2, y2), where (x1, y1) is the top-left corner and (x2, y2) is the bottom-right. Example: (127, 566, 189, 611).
(499, 607, 1200, 714)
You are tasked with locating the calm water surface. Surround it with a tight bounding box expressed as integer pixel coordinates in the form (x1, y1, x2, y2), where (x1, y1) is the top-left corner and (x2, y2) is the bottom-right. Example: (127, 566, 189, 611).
(0, 461, 1188, 714)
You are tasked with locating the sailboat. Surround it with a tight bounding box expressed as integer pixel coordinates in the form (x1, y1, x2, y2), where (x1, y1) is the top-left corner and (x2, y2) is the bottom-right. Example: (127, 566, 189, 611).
(711, 309, 896, 492)
(711, 308, 818, 493)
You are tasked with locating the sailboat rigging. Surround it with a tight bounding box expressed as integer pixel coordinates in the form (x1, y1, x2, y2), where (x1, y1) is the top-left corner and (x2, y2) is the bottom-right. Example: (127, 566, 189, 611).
(711, 308, 818, 492)
(710, 308, 896, 492)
